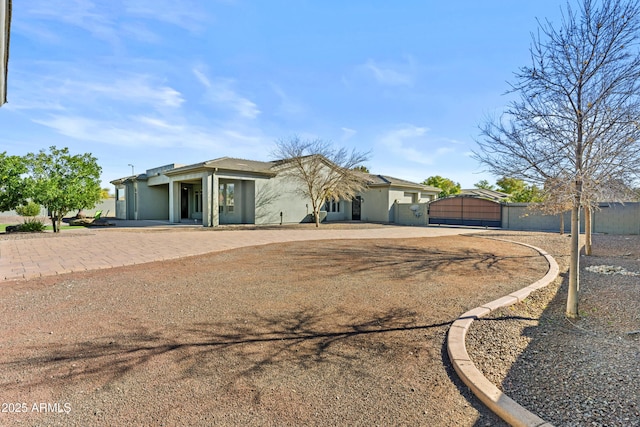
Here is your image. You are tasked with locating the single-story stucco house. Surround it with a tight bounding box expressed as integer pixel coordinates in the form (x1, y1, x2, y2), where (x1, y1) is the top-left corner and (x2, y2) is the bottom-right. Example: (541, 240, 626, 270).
(110, 156, 440, 227)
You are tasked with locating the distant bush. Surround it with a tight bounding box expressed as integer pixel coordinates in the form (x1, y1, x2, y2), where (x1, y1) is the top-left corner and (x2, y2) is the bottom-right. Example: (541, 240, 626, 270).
(13, 202, 45, 232)
(15, 201, 41, 218)
(17, 218, 45, 232)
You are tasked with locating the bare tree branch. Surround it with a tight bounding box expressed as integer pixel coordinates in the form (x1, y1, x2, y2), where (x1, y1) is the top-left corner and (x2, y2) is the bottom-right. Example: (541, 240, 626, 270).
(272, 136, 370, 227)
(474, 0, 640, 317)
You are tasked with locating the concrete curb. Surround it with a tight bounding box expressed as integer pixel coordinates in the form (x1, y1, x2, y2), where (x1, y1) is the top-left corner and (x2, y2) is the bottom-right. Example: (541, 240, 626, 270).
(446, 238, 560, 427)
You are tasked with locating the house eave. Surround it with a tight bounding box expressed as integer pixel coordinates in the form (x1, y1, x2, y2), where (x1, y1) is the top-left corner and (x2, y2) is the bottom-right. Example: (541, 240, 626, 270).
(164, 158, 277, 178)
(110, 174, 147, 185)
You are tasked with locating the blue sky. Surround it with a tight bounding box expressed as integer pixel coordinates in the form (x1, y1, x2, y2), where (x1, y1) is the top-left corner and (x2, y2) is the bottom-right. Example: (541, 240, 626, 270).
(2, 1, 567, 190)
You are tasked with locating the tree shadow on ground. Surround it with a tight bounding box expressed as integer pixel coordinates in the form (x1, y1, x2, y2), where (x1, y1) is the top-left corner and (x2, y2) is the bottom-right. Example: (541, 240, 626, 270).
(1, 307, 452, 392)
(288, 239, 542, 279)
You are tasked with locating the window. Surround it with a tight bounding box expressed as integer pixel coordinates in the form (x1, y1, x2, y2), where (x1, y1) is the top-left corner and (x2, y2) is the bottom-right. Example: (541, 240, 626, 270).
(116, 187, 125, 201)
(219, 183, 235, 213)
(324, 198, 340, 212)
(194, 190, 203, 213)
(227, 183, 234, 212)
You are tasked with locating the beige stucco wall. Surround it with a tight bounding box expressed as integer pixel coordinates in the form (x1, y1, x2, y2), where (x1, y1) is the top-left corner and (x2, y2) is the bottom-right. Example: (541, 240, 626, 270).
(394, 202, 429, 226)
(359, 187, 390, 222)
(255, 175, 311, 224)
(137, 183, 169, 220)
(359, 187, 426, 223)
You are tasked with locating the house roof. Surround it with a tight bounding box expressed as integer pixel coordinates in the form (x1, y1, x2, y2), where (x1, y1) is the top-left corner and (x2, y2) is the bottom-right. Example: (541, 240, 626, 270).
(110, 174, 147, 185)
(207, 157, 276, 173)
(111, 156, 440, 194)
(164, 157, 276, 176)
(364, 174, 439, 192)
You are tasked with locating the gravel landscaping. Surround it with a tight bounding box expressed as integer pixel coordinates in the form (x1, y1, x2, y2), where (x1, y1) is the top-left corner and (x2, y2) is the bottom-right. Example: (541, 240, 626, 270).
(466, 232, 640, 427)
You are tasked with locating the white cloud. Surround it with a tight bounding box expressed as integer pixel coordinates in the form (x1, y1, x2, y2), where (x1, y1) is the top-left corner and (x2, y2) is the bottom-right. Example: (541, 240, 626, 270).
(193, 68, 260, 119)
(270, 83, 305, 116)
(37, 73, 185, 109)
(22, 0, 210, 46)
(25, 0, 120, 45)
(120, 22, 162, 44)
(377, 125, 434, 165)
(133, 116, 185, 131)
(213, 82, 260, 119)
(124, 0, 209, 32)
(362, 58, 414, 86)
(193, 69, 212, 88)
(340, 127, 357, 140)
(32, 114, 263, 153)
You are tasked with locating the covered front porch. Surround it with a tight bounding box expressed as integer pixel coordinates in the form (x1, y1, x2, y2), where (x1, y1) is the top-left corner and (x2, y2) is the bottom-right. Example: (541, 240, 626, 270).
(166, 168, 262, 227)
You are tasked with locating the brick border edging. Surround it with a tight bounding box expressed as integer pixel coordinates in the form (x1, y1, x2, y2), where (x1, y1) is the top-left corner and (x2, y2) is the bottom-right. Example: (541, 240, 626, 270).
(446, 238, 560, 427)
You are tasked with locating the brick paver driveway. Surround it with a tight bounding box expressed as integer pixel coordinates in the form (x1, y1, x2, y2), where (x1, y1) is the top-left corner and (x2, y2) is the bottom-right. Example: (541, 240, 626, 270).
(1, 223, 484, 281)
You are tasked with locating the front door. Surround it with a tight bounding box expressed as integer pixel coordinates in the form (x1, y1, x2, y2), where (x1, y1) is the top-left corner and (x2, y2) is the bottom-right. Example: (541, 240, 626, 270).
(181, 187, 189, 219)
(352, 196, 362, 220)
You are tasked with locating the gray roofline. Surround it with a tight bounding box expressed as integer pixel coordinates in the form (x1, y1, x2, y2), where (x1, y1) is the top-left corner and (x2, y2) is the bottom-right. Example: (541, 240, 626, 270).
(364, 174, 439, 191)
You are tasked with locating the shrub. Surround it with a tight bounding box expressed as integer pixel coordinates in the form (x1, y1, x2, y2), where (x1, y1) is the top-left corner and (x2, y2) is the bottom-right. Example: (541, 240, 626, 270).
(18, 218, 45, 232)
(15, 201, 41, 218)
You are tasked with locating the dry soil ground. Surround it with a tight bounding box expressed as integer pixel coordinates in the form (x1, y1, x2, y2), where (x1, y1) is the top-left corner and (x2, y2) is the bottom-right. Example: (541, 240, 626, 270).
(0, 233, 547, 426)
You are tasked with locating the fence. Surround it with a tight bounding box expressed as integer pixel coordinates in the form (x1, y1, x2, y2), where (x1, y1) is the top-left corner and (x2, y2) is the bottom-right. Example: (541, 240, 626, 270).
(392, 200, 640, 235)
(502, 202, 640, 235)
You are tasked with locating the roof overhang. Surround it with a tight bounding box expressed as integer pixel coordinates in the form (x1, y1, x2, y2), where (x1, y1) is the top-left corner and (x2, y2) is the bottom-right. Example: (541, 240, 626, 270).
(110, 174, 146, 185)
(164, 162, 276, 178)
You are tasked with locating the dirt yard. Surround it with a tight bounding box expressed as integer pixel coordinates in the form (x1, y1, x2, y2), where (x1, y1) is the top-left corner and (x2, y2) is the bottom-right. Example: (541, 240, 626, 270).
(0, 234, 549, 426)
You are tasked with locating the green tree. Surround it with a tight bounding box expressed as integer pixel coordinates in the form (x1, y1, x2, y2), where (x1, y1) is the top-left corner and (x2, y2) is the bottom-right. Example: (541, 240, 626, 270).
(423, 175, 461, 198)
(495, 177, 524, 194)
(15, 201, 41, 217)
(15, 201, 45, 232)
(352, 165, 370, 173)
(496, 177, 543, 202)
(0, 152, 29, 212)
(474, 179, 495, 191)
(27, 146, 102, 233)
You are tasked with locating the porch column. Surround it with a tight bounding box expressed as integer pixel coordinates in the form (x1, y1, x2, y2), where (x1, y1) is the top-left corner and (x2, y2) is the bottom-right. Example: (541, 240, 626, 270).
(202, 172, 217, 227)
(168, 180, 181, 223)
(212, 173, 219, 226)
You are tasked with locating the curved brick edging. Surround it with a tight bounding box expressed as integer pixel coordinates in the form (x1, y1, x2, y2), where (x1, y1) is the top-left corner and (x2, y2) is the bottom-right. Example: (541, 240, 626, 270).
(446, 238, 560, 427)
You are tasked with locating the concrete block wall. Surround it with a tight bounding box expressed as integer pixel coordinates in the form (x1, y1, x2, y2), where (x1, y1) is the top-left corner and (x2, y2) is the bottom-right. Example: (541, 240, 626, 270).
(593, 202, 640, 235)
(502, 204, 579, 233)
(502, 203, 640, 235)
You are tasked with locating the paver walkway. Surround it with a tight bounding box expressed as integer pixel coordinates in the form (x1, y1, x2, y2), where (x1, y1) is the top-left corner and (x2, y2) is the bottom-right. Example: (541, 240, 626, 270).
(1, 224, 484, 281)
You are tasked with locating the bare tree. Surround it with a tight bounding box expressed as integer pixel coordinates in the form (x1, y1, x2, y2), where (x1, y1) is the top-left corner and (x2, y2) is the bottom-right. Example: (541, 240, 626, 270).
(272, 136, 370, 227)
(527, 176, 574, 235)
(475, 0, 640, 318)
